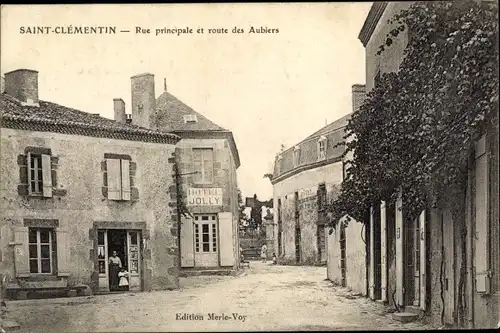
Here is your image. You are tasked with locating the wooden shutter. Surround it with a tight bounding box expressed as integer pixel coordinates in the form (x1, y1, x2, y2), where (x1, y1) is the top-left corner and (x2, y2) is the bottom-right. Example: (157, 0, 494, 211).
(369, 205, 375, 300)
(395, 189, 404, 307)
(41, 154, 53, 197)
(56, 228, 70, 276)
(180, 215, 195, 267)
(27, 152, 33, 196)
(474, 135, 490, 294)
(218, 212, 234, 267)
(419, 210, 426, 310)
(121, 159, 131, 201)
(14, 227, 30, 277)
(106, 159, 122, 200)
(380, 201, 387, 302)
(192, 149, 202, 183)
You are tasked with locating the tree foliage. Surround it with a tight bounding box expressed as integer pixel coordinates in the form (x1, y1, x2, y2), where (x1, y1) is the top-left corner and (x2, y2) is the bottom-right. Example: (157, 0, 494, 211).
(327, 0, 498, 229)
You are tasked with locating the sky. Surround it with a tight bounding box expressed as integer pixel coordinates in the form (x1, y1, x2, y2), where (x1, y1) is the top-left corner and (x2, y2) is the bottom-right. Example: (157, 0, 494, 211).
(1, 3, 372, 201)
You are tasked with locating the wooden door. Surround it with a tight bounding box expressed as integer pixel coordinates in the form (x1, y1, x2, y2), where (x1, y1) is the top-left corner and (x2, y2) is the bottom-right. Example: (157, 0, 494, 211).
(127, 231, 141, 292)
(413, 216, 421, 306)
(443, 209, 455, 325)
(97, 230, 109, 291)
(194, 215, 219, 267)
(380, 201, 388, 302)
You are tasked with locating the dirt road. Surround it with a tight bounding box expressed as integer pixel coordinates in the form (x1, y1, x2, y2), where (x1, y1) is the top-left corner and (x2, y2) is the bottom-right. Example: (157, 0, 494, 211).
(5, 262, 432, 332)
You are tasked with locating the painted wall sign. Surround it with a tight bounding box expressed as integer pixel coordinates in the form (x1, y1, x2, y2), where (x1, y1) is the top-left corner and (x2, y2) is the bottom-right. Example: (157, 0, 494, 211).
(187, 188, 223, 206)
(298, 186, 317, 200)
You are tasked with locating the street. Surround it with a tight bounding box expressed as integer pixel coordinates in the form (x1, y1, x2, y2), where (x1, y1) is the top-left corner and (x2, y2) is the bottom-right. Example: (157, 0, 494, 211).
(5, 262, 432, 332)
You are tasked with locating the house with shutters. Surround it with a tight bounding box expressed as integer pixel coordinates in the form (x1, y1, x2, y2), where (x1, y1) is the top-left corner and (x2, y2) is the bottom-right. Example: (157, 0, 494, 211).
(348, 1, 499, 328)
(268, 85, 365, 266)
(114, 73, 241, 273)
(0, 69, 181, 299)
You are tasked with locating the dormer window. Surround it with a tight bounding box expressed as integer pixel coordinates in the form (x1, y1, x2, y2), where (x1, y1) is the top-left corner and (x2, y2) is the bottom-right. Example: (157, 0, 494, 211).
(293, 146, 300, 167)
(183, 115, 198, 123)
(317, 136, 327, 160)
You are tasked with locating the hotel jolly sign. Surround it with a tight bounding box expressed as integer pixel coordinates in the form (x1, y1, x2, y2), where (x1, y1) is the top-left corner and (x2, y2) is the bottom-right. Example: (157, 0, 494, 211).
(187, 188, 223, 206)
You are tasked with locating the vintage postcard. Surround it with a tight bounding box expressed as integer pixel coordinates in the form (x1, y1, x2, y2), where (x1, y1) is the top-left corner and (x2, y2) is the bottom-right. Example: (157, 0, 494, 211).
(1, 2, 499, 332)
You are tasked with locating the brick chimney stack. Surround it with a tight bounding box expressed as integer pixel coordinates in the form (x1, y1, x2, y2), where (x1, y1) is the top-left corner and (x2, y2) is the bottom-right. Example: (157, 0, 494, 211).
(131, 73, 156, 129)
(4, 69, 39, 106)
(352, 84, 366, 113)
(113, 98, 126, 123)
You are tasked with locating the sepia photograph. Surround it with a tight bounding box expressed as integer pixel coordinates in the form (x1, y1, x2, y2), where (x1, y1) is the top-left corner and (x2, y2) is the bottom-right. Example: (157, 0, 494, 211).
(0, 1, 499, 332)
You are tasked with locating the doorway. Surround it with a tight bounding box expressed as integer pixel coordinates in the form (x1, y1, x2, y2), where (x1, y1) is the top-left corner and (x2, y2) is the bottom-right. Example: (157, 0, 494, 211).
(194, 214, 219, 267)
(373, 204, 382, 300)
(97, 229, 142, 292)
(403, 212, 417, 306)
(340, 225, 347, 287)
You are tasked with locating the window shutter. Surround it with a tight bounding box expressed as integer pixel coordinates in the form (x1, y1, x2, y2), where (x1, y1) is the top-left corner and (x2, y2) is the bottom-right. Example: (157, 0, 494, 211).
(419, 209, 427, 310)
(56, 228, 70, 276)
(380, 201, 387, 302)
(41, 154, 53, 197)
(121, 159, 131, 201)
(192, 149, 202, 183)
(106, 159, 122, 200)
(369, 205, 375, 300)
(395, 189, 404, 306)
(27, 152, 33, 196)
(474, 135, 490, 294)
(218, 212, 234, 267)
(180, 215, 195, 267)
(14, 227, 30, 277)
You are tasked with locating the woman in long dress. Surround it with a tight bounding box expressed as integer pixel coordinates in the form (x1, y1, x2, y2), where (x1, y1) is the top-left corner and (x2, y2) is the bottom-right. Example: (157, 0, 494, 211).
(108, 251, 122, 291)
(261, 244, 267, 263)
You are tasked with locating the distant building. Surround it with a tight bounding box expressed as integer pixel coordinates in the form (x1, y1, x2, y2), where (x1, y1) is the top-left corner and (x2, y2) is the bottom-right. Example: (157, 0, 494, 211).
(269, 85, 365, 266)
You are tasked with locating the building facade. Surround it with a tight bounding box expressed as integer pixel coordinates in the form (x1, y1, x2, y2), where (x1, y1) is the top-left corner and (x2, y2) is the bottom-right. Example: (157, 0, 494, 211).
(357, 1, 499, 328)
(0, 69, 181, 298)
(270, 88, 364, 265)
(114, 73, 241, 272)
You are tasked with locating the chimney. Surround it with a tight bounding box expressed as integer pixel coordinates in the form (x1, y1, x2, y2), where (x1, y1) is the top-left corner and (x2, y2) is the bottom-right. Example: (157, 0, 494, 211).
(113, 98, 126, 123)
(352, 84, 366, 113)
(4, 69, 39, 106)
(131, 73, 156, 129)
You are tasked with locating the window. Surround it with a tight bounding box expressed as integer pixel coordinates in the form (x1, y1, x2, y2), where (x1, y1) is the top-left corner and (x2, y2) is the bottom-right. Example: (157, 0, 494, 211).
(194, 215, 217, 253)
(317, 136, 327, 160)
(293, 146, 300, 167)
(29, 228, 55, 274)
(106, 158, 131, 201)
(183, 114, 198, 123)
(27, 153, 52, 197)
(193, 148, 214, 183)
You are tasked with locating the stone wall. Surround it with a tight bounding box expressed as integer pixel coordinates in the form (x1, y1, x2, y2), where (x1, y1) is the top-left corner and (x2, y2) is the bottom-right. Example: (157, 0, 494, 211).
(0, 128, 179, 291)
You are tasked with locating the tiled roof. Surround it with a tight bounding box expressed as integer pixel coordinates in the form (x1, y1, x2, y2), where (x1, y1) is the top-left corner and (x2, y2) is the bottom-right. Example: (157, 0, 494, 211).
(272, 113, 351, 182)
(154, 92, 227, 132)
(0, 93, 180, 144)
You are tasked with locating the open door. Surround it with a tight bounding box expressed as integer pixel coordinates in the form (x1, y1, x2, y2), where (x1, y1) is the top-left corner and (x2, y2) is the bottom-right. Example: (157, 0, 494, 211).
(127, 231, 141, 292)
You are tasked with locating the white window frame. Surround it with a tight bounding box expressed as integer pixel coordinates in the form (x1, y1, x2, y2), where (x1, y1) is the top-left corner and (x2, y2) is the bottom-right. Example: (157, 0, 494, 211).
(29, 228, 54, 275)
(317, 136, 327, 161)
(183, 114, 198, 123)
(28, 154, 43, 195)
(27, 152, 52, 197)
(194, 214, 218, 253)
(192, 148, 214, 184)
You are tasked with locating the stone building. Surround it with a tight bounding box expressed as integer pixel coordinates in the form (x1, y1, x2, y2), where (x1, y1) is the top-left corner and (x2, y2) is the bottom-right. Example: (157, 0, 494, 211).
(356, 1, 499, 328)
(0, 69, 181, 298)
(326, 84, 367, 296)
(115, 73, 241, 273)
(269, 86, 365, 266)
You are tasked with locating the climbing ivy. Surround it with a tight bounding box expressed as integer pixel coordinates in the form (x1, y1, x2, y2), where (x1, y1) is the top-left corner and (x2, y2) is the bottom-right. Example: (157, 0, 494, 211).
(327, 0, 498, 229)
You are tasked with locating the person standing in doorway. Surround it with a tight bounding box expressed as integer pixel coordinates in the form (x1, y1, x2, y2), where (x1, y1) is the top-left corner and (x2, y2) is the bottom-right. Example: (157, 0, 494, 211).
(108, 251, 122, 291)
(261, 243, 267, 263)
